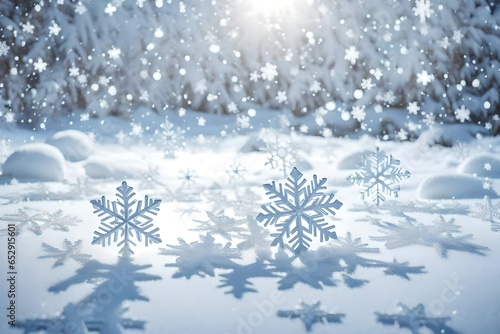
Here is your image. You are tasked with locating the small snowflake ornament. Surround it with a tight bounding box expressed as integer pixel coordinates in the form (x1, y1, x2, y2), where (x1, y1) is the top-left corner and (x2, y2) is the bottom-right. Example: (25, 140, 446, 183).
(470, 195, 500, 231)
(90, 181, 162, 257)
(347, 147, 410, 205)
(256, 167, 343, 253)
(277, 301, 345, 332)
(376, 303, 458, 334)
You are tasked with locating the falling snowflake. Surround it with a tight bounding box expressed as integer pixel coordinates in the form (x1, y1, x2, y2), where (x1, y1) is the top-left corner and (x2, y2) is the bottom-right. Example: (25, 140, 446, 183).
(413, 0, 433, 24)
(129, 122, 143, 137)
(22, 22, 35, 34)
(452, 30, 463, 43)
(226, 161, 247, 181)
(179, 168, 197, 186)
(309, 80, 321, 93)
(440, 36, 450, 49)
(39, 239, 92, 268)
(68, 65, 80, 77)
(361, 78, 374, 90)
(0, 41, 10, 56)
(33, 58, 48, 73)
(276, 90, 288, 103)
(157, 117, 185, 157)
(371, 215, 489, 257)
(108, 47, 121, 60)
(277, 301, 345, 332)
(347, 147, 411, 205)
(344, 46, 359, 65)
(470, 195, 500, 230)
(105, 3, 117, 15)
(237, 114, 250, 128)
(249, 71, 260, 82)
(48, 21, 61, 36)
(256, 167, 343, 253)
(160, 234, 241, 278)
(383, 91, 396, 104)
(416, 70, 434, 86)
(90, 181, 162, 257)
(454, 105, 471, 122)
(260, 62, 278, 81)
(227, 101, 238, 113)
(3, 112, 15, 123)
(75, 2, 87, 14)
(376, 303, 458, 334)
(370, 68, 383, 80)
(264, 137, 297, 179)
(139, 166, 165, 189)
(407, 101, 420, 115)
(351, 105, 366, 122)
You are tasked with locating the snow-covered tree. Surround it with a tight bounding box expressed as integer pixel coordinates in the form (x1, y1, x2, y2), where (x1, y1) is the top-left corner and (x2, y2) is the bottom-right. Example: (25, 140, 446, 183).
(0, 0, 498, 136)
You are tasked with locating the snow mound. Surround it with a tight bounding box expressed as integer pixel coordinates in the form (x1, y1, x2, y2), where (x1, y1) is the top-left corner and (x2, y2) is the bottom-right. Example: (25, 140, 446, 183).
(336, 150, 372, 170)
(458, 155, 500, 178)
(418, 174, 497, 200)
(2, 143, 65, 181)
(45, 130, 93, 162)
(239, 134, 266, 153)
(84, 157, 144, 179)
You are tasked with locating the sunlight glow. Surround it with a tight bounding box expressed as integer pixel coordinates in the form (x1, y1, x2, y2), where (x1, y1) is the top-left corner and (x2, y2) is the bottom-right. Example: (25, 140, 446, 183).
(248, 0, 297, 18)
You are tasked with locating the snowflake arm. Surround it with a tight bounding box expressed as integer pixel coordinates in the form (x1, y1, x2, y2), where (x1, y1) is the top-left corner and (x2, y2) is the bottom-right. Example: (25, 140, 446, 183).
(90, 181, 162, 257)
(257, 167, 343, 253)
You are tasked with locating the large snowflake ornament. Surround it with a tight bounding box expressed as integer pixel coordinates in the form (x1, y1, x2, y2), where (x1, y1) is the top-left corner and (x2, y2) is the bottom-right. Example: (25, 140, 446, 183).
(347, 147, 410, 205)
(256, 167, 343, 253)
(90, 181, 162, 257)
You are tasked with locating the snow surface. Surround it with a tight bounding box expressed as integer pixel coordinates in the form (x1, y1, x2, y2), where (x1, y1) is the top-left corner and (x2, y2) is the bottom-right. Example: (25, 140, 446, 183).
(2, 143, 66, 181)
(458, 154, 500, 179)
(418, 174, 497, 200)
(0, 109, 499, 334)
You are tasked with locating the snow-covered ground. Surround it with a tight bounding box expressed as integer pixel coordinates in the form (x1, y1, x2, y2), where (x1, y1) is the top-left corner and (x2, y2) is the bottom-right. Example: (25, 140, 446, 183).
(0, 109, 499, 334)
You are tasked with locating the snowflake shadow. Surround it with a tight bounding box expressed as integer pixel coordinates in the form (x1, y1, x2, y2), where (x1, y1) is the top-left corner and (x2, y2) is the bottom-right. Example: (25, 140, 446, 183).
(161, 231, 426, 299)
(376, 303, 460, 334)
(17, 257, 161, 333)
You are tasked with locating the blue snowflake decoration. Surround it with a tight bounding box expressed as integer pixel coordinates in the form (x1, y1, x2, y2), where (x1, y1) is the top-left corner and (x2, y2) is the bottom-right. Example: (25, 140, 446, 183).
(347, 147, 410, 205)
(256, 167, 343, 253)
(90, 181, 162, 257)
